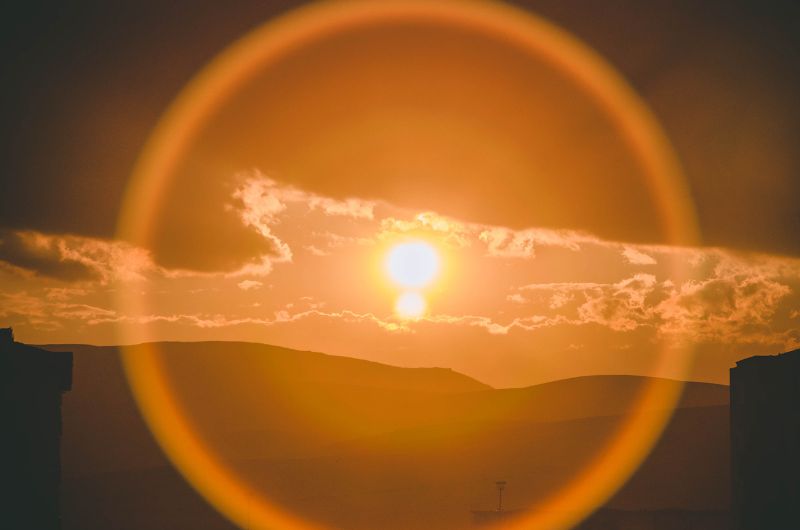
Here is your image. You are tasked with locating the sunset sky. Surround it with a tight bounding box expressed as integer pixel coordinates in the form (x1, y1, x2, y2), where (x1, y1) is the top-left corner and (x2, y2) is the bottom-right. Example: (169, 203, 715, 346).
(2, 0, 799, 388)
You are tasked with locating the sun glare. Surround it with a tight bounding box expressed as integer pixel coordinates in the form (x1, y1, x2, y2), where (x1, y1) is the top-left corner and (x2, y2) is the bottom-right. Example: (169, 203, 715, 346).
(114, 1, 706, 529)
(386, 241, 440, 288)
(394, 291, 427, 319)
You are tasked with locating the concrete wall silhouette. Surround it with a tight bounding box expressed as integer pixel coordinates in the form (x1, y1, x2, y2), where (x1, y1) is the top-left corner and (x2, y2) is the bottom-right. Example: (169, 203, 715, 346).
(1, 328, 72, 530)
(731, 348, 800, 530)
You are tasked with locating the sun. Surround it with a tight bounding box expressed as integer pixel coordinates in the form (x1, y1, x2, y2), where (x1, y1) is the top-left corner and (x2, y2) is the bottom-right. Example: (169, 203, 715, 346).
(385, 240, 440, 319)
(386, 240, 441, 288)
(394, 291, 427, 319)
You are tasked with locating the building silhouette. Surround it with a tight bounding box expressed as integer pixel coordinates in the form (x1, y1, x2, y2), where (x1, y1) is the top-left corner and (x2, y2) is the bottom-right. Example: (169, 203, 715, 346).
(730, 348, 800, 530)
(0, 328, 72, 529)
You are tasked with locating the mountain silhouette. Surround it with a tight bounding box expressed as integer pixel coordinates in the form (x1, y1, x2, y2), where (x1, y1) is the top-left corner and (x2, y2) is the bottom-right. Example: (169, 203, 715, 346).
(44, 342, 730, 530)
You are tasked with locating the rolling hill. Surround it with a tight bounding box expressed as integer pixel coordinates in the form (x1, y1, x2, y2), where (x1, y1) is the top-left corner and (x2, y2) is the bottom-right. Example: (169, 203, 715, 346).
(45, 342, 730, 530)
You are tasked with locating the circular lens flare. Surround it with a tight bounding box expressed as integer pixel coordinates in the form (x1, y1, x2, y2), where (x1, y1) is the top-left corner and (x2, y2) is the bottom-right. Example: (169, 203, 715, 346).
(115, 1, 702, 529)
(386, 241, 441, 288)
(394, 291, 427, 319)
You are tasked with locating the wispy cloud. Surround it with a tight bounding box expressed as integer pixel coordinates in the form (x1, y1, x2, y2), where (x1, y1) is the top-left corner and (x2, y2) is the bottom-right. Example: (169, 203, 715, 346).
(576, 273, 658, 332)
(506, 293, 527, 304)
(0, 230, 157, 284)
(377, 209, 592, 259)
(237, 280, 263, 291)
(304, 245, 330, 257)
(229, 176, 294, 266)
(4, 170, 799, 360)
(479, 227, 584, 258)
(379, 212, 472, 248)
(232, 171, 375, 221)
(509, 250, 799, 347)
(83, 306, 409, 334)
(621, 246, 657, 265)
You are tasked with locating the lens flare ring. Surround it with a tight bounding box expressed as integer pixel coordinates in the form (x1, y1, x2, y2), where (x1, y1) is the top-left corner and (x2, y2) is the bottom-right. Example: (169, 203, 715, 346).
(115, 1, 701, 529)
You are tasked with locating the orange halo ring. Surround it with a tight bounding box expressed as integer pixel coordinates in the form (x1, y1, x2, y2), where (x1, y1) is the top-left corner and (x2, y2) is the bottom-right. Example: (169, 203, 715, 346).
(115, 1, 701, 529)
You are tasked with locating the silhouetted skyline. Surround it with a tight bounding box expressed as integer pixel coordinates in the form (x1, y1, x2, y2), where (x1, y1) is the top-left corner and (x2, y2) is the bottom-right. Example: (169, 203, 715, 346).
(1, 328, 72, 529)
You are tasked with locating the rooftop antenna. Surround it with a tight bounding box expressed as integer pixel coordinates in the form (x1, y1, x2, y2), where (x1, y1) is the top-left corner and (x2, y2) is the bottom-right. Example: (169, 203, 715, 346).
(496, 480, 507, 512)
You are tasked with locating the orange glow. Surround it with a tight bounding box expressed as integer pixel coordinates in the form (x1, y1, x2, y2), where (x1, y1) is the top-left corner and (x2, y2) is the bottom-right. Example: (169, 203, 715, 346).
(394, 291, 427, 319)
(115, 1, 701, 529)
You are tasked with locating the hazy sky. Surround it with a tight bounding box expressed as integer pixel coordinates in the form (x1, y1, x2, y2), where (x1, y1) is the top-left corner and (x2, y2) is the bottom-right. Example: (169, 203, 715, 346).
(2, 168, 797, 387)
(2, 0, 799, 387)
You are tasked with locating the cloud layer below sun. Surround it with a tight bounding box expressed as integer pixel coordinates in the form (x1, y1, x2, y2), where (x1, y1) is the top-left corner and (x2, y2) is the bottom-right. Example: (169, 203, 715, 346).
(1, 170, 798, 387)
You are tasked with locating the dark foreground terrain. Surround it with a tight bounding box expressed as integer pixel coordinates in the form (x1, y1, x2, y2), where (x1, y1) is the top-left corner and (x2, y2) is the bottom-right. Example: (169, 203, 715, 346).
(48, 342, 730, 530)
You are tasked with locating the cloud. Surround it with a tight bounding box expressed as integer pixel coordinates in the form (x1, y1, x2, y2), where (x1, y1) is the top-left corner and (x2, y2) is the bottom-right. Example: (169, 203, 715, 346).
(379, 212, 472, 248)
(237, 280, 263, 291)
(478, 228, 537, 258)
(0, 229, 155, 284)
(81, 306, 409, 334)
(654, 259, 793, 344)
(0, 290, 117, 331)
(221, 256, 277, 278)
(420, 313, 571, 335)
(133, 169, 368, 277)
(306, 196, 375, 219)
(0, 225, 289, 288)
(304, 245, 330, 257)
(549, 290, 573, 309)
(378, 209, 591, 259)
(220, 172, 380, 273)
(621, 246, 657, 265)
(511, 250, 799, 346)
(6, 168, 799, 359)
(229, 176, 294, 265)
(312, 231, 375, 249)
(0, 230, 99, 281)
(479, 227, 584, 258)
(576, 274, 659, 331)
(144, 169, 640, 280)
(506, 293, 527, 304)
(234, 171, 376, 221)
(110, 169, 377, 277)
(45, 286, 90, 301)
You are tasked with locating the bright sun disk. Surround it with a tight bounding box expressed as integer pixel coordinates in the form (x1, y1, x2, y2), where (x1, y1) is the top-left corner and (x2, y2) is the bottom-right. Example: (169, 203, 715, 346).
(386, 240, 440, 288)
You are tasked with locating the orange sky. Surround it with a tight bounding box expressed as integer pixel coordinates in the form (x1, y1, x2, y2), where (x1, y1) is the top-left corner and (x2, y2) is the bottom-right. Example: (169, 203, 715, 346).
(1, 1, 799, 387)
(3, 170, 798, 387)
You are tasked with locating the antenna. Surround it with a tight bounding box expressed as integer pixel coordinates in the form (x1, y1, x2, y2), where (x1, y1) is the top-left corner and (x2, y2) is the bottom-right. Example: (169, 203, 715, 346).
(495, 480, 507, 512)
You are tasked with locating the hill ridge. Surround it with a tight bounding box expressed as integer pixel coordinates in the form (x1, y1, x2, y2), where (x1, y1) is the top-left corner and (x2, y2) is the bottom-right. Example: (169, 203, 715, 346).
(43, 340, 730, 390)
